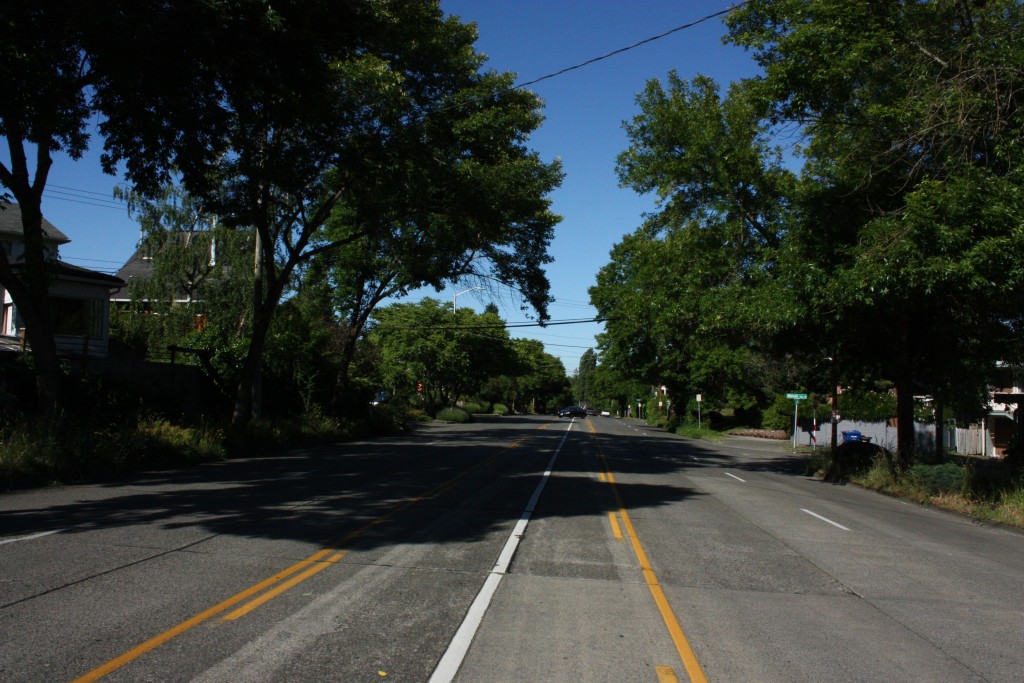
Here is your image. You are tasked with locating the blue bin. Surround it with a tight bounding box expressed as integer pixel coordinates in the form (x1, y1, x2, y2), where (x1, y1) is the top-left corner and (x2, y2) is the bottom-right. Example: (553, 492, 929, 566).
(841, 430, 862, 443)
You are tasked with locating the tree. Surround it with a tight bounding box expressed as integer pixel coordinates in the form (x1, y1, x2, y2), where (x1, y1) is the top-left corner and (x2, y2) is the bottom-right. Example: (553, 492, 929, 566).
(89, 2, 560, 432)
(0, 3, 93, 414)
(592, 74, 797, 407)
(727, 0, 1024, 461)
(371, 298, 514, 409)
(110, 185, 254, 362)
(480, 338, 569, 413)
(575, 349, 598, 405)
(306, 62, 562, 414)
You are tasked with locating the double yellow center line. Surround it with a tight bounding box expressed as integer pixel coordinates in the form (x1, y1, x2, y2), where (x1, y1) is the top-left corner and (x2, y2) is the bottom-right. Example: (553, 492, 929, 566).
(588, 421, 709, 683)
(74, 430, 541, 682)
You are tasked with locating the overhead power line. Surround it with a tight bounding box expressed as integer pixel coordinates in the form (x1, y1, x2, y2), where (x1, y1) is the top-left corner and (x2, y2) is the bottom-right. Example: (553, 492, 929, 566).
(515, 2, 748, 89)
(378, 317, 610, 332)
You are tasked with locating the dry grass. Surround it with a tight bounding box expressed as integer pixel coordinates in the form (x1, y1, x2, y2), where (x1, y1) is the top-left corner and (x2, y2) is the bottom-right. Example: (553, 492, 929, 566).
(853, 458, 1024, 530)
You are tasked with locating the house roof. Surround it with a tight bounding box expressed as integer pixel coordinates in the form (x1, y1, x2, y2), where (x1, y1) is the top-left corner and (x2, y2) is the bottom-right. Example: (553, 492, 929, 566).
(0, 203, 71, 244)
(110, 231, 219, 302)
(8, 258, 126, 288)
(109, 248, 152, 301)
(114, 247, 153, 283)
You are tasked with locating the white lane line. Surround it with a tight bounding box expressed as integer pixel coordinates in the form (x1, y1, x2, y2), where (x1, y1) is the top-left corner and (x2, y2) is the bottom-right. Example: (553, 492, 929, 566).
(801, 508, 851, 531)
(279, 471, 316, 480)
(428, 424, 571, 683)
(690, 456, 702, 462)
(724, 472, 746, 483)
(0, 528, 64, 546)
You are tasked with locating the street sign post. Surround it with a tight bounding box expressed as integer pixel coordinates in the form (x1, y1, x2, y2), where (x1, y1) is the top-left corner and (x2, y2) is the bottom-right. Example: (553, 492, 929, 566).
(786, 393, 807, 449)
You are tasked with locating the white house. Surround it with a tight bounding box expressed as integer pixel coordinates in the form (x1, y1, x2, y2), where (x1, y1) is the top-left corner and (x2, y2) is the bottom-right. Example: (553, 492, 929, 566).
(0, 203, 125, 358)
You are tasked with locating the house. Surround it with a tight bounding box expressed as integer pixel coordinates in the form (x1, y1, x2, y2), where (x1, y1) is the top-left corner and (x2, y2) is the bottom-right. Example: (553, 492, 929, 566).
(988, 364, 1023, 458)
(109, 230, 217, 308)
(0, 203, 125, 358)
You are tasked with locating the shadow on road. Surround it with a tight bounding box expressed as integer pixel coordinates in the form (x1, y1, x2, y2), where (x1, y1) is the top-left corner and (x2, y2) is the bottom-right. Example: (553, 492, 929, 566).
(0, 417, 825, 563)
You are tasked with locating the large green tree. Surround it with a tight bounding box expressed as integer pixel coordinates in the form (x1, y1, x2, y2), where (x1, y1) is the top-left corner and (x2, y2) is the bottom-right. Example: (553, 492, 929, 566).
(592, 74, 797, 407)
(480, 338, 570, 414)
(727, 0, 1024, 460)
(371, 298, 514, 409)
(0, 3, 93, 413)
(307, 63, 561, 413)
(89, 2, 560, 431)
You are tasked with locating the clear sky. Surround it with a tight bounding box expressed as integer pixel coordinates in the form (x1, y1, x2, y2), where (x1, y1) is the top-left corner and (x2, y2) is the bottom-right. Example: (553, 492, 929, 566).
(28, 1, 760, 374)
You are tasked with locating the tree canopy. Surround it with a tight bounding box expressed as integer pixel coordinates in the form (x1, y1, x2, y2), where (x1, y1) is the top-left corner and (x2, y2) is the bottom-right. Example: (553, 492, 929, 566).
(593, 0, 1024, 461)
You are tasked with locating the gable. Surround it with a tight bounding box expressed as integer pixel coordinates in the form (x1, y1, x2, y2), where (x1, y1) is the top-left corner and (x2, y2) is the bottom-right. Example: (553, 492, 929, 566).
(0, 203, 71, 244)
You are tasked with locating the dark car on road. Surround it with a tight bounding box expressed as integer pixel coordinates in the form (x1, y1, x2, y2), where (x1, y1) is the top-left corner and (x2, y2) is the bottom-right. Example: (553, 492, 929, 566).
(557, 406, 587, 418)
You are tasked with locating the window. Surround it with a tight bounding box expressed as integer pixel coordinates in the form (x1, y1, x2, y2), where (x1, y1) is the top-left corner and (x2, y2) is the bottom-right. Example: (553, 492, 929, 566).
(50, 297, 102, 337)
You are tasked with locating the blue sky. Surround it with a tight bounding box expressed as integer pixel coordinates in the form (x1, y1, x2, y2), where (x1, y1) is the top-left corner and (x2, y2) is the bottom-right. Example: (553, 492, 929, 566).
(29, 1, 760, 374)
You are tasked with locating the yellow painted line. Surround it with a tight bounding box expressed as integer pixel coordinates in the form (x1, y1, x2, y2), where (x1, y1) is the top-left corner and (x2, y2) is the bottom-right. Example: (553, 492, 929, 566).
(71, 547, 338, 683)
(223, 552, 346, 621)
(598, 471, 607, 482)
(656, 665, 680, 682)
(593, 445, 708, 683)
(607, 511, 623, 541)
(76, 429, 545, 681)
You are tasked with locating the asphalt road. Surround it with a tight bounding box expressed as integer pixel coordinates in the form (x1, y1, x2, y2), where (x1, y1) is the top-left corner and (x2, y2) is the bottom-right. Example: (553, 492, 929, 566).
(1, 415, 1022, 682)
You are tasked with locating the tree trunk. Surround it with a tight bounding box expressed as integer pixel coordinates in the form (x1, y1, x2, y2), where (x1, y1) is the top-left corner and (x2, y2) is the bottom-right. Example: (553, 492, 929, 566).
(333, 331, 359, 415)
(230, 303, 274, 433)
(0, 203, 63, 417)
(933, 396, 944, 463)
(895, 378, 916, 467)
(229, 258, 289, 434)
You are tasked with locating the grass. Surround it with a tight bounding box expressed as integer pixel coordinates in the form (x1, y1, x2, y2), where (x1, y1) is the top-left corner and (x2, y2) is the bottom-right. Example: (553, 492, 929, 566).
(851, 455, 1024, 530)
(436, 407, 472, 423)
(0, 415, 227, 489)
(672, 423, 725, 442)
(0, 404, 417, 491)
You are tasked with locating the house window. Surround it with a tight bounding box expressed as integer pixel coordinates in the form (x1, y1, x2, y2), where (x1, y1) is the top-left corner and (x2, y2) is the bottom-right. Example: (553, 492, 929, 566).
(2, 301, 13, 335)
(50, 297, 102, 337)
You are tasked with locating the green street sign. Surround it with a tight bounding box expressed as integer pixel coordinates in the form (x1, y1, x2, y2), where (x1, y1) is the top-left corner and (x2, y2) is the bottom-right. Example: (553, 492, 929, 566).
(786, 393, 808, 400)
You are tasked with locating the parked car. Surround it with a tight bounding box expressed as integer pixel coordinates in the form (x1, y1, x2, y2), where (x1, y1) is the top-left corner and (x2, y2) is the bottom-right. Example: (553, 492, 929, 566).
(585, 408, 598, 416)
(557, 406, 587, 418)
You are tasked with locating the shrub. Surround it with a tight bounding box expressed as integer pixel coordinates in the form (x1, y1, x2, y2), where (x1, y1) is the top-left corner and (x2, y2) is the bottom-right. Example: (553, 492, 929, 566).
(125, 418, 225, 467)
(824, 440, 889, 482)
(436, 407, 472, 423)
(406, 408, 432, 422)
(363, 403, 408, 435)
(462, 401, 487, 414)
(492, 403, 510, 416)
(909, 462, 967, 495)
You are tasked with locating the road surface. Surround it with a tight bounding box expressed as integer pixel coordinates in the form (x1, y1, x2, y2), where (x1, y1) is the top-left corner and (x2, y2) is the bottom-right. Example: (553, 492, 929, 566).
(1, 415, 1022, 682)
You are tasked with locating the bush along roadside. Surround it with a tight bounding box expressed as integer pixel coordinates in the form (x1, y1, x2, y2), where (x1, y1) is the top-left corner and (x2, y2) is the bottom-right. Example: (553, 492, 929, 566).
(825, 445, 1024, 530)
(0, 405, 418, 491)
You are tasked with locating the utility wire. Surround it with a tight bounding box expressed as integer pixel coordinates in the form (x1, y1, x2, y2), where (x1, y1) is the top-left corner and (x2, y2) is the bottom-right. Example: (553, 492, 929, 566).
(31, 5, 747, 211)
(515, 3, 747, 89)
(377, 317, 610, 332)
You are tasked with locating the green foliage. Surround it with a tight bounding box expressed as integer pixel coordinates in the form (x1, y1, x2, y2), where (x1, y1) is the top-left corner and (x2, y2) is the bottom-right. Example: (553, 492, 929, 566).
(761, 396, 795, 432)
(824, 441, 890, 483)
(672, 423, 724, 442)
(575, 349, 597, 404)
(838, 390, 897, 423)
(492, 403, 510, 416)
(462, 402, 487, 414)
(372, 299, 515, 409)
(909, 463, 968, 496)
(0, 415, 225, 489)
(593, 0, 1024, 465)
(436, 407, 472, 423)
